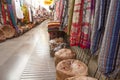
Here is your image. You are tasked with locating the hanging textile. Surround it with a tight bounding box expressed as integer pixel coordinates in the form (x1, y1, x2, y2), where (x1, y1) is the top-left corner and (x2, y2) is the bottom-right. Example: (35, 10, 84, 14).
(79, 0, 92, 49)
(60, 0, 68, 30)
(90, 0, 111, 54)
(0, 1, 3, 25)
(67, 0, 75, 35)
(54, 0, 64, 22)
(70, 0, 84, 46)
(55, 1, 60, 21)
(12, 0, 17, 23)
(89, 0, 95, 49)
(98, 0, 120, 77)
(59, 0, 64, 22)
(90, 0, 100, 53)
(21, 4, 30, 23)
(1, 3, 11, 25)
(28, 7, 32, 22)
(6, 0, 19, 32)
(14, 0, 24, 19)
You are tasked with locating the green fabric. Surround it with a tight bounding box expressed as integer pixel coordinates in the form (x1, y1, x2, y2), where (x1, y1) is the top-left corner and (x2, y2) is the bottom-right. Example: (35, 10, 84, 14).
(67, 0, 75, 35)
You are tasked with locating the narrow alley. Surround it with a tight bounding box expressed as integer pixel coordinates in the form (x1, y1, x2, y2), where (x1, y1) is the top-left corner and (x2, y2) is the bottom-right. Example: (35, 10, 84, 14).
(0, 20, 56, 80)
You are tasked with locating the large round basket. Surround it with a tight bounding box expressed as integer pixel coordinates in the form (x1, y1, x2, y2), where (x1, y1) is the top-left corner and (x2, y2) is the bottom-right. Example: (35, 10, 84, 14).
(56, 59, 88, 80)
(54, 48, 76, 66)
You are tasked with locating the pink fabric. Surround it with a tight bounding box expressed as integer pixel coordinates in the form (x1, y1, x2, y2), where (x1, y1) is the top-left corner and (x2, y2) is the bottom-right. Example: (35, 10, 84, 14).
(55, 1, 60, 21)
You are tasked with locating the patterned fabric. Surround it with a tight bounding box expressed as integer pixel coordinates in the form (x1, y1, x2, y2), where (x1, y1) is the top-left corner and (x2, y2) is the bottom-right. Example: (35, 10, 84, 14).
(1, 2, 12, 25)
(70, 0, 84, 46)
(98, 0, 120, 77)
(79, 0, 92, 49)
(90, 0, 100, 54)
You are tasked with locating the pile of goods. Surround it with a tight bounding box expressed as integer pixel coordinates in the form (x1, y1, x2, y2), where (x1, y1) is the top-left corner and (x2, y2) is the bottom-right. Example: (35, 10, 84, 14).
(48, 22, 60, 31)
(49, 37, 68, 57)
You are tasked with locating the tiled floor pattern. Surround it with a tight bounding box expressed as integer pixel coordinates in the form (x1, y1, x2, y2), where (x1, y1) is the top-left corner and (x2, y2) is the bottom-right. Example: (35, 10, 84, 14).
(20, 20, 56, 80)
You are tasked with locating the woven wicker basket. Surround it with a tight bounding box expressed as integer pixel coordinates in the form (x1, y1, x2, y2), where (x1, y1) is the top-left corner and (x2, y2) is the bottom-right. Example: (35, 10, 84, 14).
(0, 29, 6, 42)
(2, 25, 15, 39)
(55, 48, 76, 66)
(65, 76, 98, 80)
(56, 59, 88, 80)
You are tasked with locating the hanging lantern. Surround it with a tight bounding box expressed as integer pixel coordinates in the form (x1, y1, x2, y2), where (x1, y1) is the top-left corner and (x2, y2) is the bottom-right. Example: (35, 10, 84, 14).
(44, 0, 54, 5)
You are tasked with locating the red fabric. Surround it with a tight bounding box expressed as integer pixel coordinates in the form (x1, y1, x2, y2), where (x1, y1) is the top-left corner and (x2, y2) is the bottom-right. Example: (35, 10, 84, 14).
(1, 4, 7, 24)
(70, 0, 84, 46)
(1, 3, 12, 26)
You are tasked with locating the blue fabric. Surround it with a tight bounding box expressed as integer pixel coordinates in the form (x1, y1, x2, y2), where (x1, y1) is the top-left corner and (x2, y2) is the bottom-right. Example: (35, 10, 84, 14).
(106, 0, 120, 74)
(98, 0, 120, 77)
(90, 0, 111, 54)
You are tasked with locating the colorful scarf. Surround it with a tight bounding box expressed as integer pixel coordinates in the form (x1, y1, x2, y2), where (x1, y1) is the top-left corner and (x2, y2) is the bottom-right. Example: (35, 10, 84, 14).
(98, 0, 120, 77)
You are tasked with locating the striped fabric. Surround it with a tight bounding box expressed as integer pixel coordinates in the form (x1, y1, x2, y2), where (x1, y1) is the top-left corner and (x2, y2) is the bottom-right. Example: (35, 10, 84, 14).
(60, 0, 69, 30)
(90, 0, 111, 54)
(98, 0, 120, 77)
(90, 0, 101, 54)
(70, 0, 84, 46)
